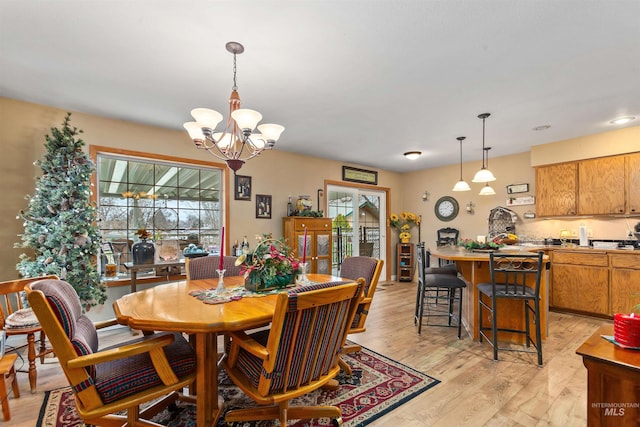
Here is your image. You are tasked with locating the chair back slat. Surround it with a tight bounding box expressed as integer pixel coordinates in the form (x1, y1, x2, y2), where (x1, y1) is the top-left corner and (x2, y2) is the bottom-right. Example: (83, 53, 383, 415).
(339, 256, 383, 332)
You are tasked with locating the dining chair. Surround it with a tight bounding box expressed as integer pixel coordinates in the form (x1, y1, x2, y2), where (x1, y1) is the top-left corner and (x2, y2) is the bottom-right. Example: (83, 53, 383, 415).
(185, 255, 241, 280)
(0, 275, 58, 393)
(26, 278, 197, 426)
(477, 251, 545, 365)
(222, 279, 364, 426)
(415, 243, 466, 338)
(338, 256, 383, 374)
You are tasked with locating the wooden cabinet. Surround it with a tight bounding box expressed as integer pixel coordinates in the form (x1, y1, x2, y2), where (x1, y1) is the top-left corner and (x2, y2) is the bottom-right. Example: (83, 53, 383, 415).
(536, 152, 640, 217)
(578, 156, 626, 215)
(550, 251, 609, 315)
(397, 243, 414, 282)
(535, 162, 577, 217)
(626, 152, 640, 215)
(610, 253, 640, 314)
(282, 217, 332, 275)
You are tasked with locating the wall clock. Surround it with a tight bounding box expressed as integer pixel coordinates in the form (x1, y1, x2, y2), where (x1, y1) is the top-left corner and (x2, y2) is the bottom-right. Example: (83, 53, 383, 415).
(435, 196, 459, 222)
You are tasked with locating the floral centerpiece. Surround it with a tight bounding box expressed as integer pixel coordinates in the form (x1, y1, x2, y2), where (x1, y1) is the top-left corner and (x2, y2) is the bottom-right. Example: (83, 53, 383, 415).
(389, 212, 420, 243)
(134, 228, 152, 240)
(235, 234, 300, 292)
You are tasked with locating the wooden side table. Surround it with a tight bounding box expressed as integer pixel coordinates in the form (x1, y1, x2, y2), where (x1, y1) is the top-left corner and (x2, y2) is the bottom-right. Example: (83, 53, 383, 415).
(0, 353, 20, 421)
(576, 324, 640, 427)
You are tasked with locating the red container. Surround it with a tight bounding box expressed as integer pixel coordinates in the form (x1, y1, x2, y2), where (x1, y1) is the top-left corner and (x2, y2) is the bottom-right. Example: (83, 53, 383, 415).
(613, 313, 640, 348)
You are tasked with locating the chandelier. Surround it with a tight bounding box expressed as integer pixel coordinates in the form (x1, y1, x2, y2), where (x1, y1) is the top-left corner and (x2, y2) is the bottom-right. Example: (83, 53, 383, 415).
(183, 42, 285, 173)
(478, 147, 496, 195)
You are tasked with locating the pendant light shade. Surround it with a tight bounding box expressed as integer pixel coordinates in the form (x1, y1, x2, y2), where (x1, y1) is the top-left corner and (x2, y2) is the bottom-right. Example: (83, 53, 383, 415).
(452, 136, 471, 191)
(478, 147, 496, 195)
(479, 183, 496, 196)
(472, 113, 496, 182)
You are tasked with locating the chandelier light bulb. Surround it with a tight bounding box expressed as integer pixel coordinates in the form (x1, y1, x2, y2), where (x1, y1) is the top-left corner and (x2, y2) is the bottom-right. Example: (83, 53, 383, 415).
(479, 183, 496, 196)
(472, 113, 497, 182)
(453, 136, 471, 191)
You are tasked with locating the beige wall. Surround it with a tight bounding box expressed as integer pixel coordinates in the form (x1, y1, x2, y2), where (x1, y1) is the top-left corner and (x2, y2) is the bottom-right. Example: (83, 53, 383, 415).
(1, 96, 638, 287)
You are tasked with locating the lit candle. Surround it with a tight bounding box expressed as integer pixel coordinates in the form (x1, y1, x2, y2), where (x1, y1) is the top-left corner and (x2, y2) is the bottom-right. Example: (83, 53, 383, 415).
(302, 227, 307, 263)
(219, 227, 224, 270)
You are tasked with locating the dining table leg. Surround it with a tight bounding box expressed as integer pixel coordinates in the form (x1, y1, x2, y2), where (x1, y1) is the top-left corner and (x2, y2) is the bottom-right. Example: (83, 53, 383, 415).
(196, 332, 223, 426)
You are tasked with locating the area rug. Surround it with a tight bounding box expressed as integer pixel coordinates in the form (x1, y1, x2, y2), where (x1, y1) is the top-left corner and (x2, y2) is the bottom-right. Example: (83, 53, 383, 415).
(38, 345, 439, 426)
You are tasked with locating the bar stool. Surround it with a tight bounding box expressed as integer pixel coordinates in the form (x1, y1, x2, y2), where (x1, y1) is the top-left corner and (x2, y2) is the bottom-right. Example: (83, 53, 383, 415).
(414, 243, 466, 338)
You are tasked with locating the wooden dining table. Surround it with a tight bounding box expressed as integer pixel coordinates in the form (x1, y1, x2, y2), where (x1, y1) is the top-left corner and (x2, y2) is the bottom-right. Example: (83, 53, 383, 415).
(429, 246, 550, 342)
(113, 273, 342, 427)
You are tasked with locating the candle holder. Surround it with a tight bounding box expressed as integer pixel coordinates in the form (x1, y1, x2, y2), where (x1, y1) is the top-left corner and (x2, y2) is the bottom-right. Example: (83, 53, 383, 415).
(297, 262, 310, 285)
(215, 269, 226, 295)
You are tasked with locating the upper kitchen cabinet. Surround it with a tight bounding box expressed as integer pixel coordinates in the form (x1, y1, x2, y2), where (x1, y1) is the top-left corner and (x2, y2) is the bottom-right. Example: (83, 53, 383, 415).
(536, 162, 577, 217)
(578, 156, 626, 215)
(626, 152, 640, 215)
(536, 152, 640, 217)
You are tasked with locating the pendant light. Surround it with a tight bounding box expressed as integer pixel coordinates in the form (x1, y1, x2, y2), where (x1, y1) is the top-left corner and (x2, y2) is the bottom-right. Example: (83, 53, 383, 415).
(472, 113, 496, 182)
(452, 136, 471, 191)
(479, 147, 496, 195)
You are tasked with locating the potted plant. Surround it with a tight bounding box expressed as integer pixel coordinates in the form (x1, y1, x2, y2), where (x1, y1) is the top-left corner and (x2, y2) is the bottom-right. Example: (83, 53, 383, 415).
(389, 212, 420, 243)
(235, 234, 300, 292)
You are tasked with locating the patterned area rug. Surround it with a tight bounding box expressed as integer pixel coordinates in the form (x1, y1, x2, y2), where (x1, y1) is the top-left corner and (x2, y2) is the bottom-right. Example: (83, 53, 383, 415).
(37, 345, 439, 426)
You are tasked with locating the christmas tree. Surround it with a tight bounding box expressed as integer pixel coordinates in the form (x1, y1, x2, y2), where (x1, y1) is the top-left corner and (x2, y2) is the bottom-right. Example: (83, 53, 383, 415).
(15, 113, 107, 309)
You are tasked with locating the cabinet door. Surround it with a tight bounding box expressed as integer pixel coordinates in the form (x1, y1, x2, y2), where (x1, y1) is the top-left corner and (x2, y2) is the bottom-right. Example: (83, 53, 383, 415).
(610, 269, 640, 315)
(626, 152, 640, 215)
(578, 156, 626, 215)
(536, 163, 577, 216)
(551, 264, 609, 314)
(314, 231, 332, 275)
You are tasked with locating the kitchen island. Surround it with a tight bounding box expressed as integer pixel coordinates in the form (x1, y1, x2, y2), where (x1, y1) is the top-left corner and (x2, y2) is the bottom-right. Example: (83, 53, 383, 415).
(429, 246, 550, 342)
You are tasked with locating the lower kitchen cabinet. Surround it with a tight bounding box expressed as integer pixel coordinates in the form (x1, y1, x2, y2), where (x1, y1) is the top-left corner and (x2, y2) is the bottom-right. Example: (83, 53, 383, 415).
(610, 253, 640, 314)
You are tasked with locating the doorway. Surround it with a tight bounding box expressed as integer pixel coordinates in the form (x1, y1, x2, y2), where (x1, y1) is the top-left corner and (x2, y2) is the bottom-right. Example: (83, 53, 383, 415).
(326, 183, 387, 278)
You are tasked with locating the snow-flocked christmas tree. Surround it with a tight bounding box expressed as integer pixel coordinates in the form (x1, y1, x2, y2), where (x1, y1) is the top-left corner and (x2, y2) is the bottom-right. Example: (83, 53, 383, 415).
(15, 113, 107, 309)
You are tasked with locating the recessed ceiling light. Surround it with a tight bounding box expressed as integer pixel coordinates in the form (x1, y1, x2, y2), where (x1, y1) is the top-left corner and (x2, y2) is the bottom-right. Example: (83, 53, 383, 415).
(403, 151, 422, 160)
(609, 116, 636, 125)
(532, 125, 551, 131)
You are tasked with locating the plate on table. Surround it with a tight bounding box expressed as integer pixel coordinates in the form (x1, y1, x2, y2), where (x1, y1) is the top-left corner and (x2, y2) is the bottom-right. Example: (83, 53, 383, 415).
(183, 252, 209, 258)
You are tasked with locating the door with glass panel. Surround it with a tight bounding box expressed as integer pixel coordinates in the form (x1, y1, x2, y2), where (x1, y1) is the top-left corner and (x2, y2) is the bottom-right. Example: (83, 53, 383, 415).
(326, 185, 386, 277)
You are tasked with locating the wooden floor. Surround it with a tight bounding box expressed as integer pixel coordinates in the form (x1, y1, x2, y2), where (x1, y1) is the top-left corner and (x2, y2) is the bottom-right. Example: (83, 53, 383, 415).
(6, 280, 607, 426)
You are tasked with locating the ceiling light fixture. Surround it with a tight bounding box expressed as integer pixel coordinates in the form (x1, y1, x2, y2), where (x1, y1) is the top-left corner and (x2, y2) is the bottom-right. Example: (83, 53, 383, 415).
(183, 41, 285, 173)
(404, 151, 422, 160)
(609, 116, 636, 125)
(452, 136, 471, 192)
(479, 147, 496, 195)
(472, 113, 496, 183)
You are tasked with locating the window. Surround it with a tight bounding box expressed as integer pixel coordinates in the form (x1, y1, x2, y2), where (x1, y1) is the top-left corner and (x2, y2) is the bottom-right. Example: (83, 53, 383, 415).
(95, 149, 225, 261)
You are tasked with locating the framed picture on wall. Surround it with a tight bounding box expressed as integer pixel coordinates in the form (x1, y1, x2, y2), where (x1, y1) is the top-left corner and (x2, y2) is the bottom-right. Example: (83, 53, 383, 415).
(234, 175, 251, 200)
(256, 194, 272, 219)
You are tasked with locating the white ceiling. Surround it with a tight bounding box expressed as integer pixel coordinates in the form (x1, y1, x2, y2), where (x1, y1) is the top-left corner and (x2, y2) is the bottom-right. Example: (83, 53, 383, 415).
(1, 1, 639, 173)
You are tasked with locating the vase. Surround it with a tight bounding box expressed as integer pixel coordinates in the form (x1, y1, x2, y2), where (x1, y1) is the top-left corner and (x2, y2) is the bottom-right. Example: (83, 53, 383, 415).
(132, 239, 155, 265)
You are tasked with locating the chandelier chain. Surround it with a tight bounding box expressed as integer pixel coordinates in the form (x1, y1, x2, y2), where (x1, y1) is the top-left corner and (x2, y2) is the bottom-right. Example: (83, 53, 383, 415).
(232, 52, 238, 91)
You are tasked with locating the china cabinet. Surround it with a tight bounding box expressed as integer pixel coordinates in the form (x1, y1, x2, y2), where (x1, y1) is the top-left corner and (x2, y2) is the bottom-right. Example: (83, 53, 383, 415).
(282, 217, 332, 275)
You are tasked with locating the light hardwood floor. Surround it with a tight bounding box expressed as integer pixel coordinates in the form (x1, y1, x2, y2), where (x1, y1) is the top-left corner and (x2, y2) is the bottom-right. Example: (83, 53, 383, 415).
(6, 280, 607, 426)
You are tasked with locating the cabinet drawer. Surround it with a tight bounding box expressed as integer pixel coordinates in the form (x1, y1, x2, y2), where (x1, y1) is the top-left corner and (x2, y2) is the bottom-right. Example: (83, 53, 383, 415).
(552, 251, 608, 266)
(295, 218, 331, 231)
(610, 254, 640, 270)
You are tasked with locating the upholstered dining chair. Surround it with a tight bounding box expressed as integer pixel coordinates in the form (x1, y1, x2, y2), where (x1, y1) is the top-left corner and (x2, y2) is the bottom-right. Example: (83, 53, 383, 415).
(338, 256, 383, 374)
(0, 275, 58, 393)
(26, 278, 197, 426)
(477, 251, 545, 365)
(222, 279, 364, 426)
(185, 255, 241, 280)
(415, 243, 466, 338)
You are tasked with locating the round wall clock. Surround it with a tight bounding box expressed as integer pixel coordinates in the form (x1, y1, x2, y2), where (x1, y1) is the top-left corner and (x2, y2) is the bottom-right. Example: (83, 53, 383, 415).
(435, 196, 459, 222)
